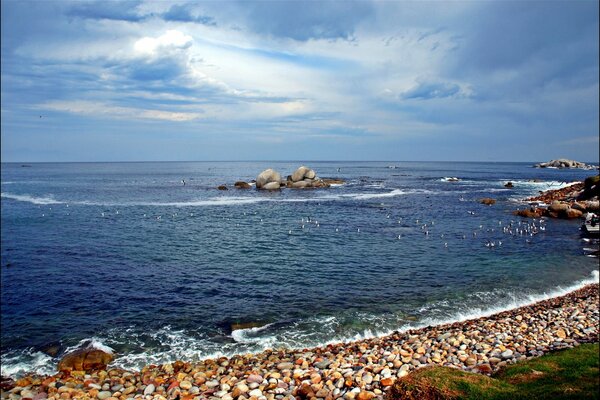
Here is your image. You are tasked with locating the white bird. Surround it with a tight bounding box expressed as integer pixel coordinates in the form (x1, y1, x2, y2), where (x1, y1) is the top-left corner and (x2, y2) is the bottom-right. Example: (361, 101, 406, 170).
(357, 228, 361, 233)
(288, 230, 292, 234)
(398, 234, 402, 239)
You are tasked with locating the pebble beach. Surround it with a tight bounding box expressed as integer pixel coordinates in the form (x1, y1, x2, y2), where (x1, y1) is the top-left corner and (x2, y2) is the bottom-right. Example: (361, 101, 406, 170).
(2, 282, 598, 400)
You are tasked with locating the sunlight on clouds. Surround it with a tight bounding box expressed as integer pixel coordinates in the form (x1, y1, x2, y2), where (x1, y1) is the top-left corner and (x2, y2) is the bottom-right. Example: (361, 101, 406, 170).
(134, 30, 193, 55)
(42, 100, 202, 122)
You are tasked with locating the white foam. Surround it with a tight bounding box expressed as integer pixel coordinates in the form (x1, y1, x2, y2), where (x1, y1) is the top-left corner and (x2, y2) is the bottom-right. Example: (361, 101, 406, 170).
(1, 192, 62, 205)
(0, 349, 55, 377)
(231, 325, 278, 346)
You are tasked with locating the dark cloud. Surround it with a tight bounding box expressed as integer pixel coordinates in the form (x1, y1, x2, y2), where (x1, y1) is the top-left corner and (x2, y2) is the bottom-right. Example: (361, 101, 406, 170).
(402, 80, 463, 100)
(449, 0, 599, 99)
(67, 0, 145, 22)
(161, 3, 216, 25)
(239, 0, 373, 41)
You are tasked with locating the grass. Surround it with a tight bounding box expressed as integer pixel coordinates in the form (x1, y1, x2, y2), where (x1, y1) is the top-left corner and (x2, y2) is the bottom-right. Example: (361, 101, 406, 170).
(387, 343, 599, 400)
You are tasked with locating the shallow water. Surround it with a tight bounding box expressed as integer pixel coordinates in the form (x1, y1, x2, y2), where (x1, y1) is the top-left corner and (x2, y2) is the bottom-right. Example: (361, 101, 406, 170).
(1, 161, 598, 376)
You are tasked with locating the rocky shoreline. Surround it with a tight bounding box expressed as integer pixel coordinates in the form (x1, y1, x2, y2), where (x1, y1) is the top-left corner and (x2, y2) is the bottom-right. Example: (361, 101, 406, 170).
(2, 283, 598, 400)
(514, 175, 599, 219)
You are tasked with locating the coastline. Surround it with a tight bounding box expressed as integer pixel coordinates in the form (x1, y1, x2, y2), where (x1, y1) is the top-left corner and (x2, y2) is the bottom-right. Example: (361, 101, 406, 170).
(3, 281, 598, 400)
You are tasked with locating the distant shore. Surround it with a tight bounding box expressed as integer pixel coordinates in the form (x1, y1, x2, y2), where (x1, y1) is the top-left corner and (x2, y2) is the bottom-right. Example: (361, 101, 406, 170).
(3, 281, 598, 400)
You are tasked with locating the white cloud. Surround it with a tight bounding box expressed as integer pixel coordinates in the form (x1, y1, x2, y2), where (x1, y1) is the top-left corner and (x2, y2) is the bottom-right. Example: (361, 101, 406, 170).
(133, 30, 193, 56)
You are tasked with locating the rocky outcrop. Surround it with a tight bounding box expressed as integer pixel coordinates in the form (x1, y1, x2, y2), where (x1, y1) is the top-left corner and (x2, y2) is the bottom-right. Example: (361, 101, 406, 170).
(256, 169, 282, 190)
(480, 198, 496, 205)
(287, 166, 328, 188)
(57, 348, 113, 372)
(516, 175, 599, 219)
(534, 159, 598, 170)
(232, 167, 344, 191)
(504, 182, 514, 188)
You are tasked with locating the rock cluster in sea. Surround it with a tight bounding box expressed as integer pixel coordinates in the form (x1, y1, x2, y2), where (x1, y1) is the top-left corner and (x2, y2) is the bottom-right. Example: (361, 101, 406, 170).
(515, 176, 600, 219)
(224, 166, 344, 191)
(2, 284, 598, 400)
(534, 159, 598, 170)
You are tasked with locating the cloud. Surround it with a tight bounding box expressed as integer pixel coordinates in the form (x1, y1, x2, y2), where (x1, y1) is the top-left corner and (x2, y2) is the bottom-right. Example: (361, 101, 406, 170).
(237, 0, 373, 41)
(161, 3, 216, 25)
(41, 100, 203, 122)
(67, 0, 145, 22)
(401, 78, 473, 100)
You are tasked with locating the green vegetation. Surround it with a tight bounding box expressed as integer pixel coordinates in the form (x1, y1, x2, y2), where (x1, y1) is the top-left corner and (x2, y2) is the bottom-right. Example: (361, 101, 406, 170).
(387, 343, 599, 400)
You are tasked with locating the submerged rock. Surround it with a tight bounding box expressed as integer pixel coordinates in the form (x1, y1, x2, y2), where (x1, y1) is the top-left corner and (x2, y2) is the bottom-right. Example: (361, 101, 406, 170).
(234, 181, 251, 189)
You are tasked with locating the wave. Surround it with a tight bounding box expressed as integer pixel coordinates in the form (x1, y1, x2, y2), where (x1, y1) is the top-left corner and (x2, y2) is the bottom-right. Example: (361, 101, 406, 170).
(2, 189, 424, 208)
(2, 269, 597, 378)
(1, 193, 62, 205)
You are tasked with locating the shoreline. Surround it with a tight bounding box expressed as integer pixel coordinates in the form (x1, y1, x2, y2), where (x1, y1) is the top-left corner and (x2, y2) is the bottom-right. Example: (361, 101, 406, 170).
(3, 282, 598, 400)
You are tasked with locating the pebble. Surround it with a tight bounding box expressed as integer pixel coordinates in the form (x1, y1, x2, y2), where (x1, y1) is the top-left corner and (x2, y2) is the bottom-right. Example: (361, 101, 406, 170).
(97, 391, 112, 400)
(2, 284, 597, 400)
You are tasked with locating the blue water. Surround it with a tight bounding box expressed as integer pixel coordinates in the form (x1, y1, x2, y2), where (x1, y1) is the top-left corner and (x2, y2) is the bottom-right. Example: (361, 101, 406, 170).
(1, 161, 598, 376)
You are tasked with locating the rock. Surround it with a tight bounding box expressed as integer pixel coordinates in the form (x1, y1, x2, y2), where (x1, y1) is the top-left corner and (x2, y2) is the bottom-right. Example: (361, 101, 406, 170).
(314, 360, 331, 369)
(500, 350, 513, 359)
(565, 208, 583, 218)
(262, 181, 281, 190)
(472, 364, 493, 374)
(248, 389, 262, 397)
(276, 362, 294, 371)
(556, 328, 567, 339)
(246, 375, 263, 384)
(97, 391, 112, 400)
(57, 348, 113, 372)
(292, 181, 309, 189)
(144, 384, 155, 395)
(380, 378, 394, 387)
(179, 381, 192, 390)
(535, 159, 597, 170)
(514, 208, 545, 218)
(292, 166, 310, 182)
(234, 181, 251, 189)
(217, 185, 228, 190)
(480, 198, 496, 205)
(504, 182, 514, 188)
(549, 201, 569, 213)
(256, 169, 282, 189)
(356, 391, 374, 400)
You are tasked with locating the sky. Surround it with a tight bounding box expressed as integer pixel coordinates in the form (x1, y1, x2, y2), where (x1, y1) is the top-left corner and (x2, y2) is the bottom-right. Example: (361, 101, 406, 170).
(1, 0, 598, 162)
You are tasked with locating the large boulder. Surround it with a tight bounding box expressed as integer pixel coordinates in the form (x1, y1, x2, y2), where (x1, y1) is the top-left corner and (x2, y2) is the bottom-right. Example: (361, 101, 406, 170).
(291, 166, 316, 182)
(57, 348, 113, 372)
(549, 201, 569, 213)
(262, 181, 281, 190)
(256, 169, 281, 189)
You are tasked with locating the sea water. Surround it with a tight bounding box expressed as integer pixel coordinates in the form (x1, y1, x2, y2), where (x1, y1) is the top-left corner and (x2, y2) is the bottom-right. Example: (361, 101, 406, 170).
(1, 161, 598, 376)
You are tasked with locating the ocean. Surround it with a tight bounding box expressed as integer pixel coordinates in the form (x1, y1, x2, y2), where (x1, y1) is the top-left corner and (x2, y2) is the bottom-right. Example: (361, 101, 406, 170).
(1, 161, 598, 377)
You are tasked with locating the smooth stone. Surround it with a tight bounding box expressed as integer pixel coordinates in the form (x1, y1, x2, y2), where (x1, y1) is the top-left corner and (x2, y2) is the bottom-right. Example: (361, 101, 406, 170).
(143, 384, 155, 396)
(501, 350, 513, 359)
(97, 391, 112, 400)
(179, 381, 192, 390)
(277, 362, 294, 371)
